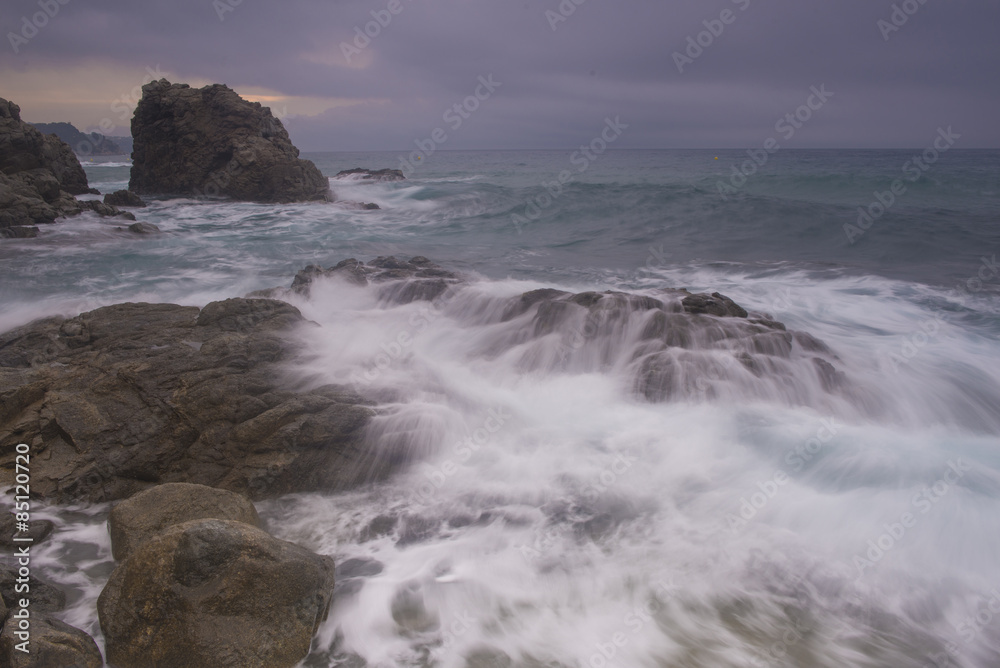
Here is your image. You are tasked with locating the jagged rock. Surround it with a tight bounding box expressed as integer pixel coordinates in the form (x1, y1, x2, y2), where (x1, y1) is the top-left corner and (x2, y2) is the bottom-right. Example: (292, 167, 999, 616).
(0, 96, 119, 233)
(103, 189, 146, 207)
(98, 518, 335, 668)
(363, 202, 380, 210)
(126, 221, 160, 234)
(291, 256, 460, 304)
(334, 168, 405, 182)
(681, 292, 749, 318)
(79, 199, 134, 220)
(108, 482, 262, 560)
(0, 613, 103, 668)
(129, 80, 330, 203)
(0, 298, 379, 503)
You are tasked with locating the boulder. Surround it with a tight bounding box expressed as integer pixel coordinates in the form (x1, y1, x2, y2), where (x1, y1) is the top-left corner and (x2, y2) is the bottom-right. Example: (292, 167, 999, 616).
(126, 221, 160, 234)
(334, 168, 405, 182)
(128, 80, 330, 203)
(108, 482, 262, 560)
(98, 518, 335, 668)
(0, 298, 378, 503)
(103, 189, 146, 207)
(0, 613, 103, 668)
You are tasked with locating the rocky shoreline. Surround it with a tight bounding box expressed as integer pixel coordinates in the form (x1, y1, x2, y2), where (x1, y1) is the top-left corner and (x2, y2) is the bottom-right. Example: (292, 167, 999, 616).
(0, 252, 853, 666)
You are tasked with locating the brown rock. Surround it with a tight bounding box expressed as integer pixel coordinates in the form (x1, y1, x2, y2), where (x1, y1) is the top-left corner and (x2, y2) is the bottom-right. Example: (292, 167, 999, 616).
(108, 482, 262, 560)
(98, 519, 335, 668)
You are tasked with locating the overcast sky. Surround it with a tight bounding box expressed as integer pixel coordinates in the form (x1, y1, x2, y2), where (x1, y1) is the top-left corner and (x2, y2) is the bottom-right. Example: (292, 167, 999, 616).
(2, 0, 997, 151)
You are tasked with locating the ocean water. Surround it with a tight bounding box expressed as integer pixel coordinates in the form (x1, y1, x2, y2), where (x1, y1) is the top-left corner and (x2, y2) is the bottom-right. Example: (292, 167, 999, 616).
(4, 149, 1000, 667)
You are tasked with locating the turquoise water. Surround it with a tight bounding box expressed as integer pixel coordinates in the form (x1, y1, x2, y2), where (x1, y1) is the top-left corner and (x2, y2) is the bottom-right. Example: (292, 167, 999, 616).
(8, 150, 1000, 667)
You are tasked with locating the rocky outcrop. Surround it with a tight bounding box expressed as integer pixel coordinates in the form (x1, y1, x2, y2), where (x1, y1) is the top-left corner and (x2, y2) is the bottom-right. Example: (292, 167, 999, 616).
(334, 168, 405, 182)
(128, 80, 330, 203)
(1, 97, 135, 236)
(0, 612, 103, 668)
(288, 255, 461, 304)
(125, 221, 159, 234)
(0, 298, 379, 503)
(108, 482, 262, 560)
(98, 518, 335, 668)
(103, 189, 146, 207)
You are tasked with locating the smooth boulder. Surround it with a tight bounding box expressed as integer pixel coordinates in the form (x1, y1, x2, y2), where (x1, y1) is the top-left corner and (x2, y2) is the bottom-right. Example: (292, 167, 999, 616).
(0, 613, 102, 668)
(98, 519, 335, 668)
(108, 482, 262, 560)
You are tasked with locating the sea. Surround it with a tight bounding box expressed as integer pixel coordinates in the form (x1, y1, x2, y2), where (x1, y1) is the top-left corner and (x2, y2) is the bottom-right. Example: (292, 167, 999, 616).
(2, 149, 1000, 667)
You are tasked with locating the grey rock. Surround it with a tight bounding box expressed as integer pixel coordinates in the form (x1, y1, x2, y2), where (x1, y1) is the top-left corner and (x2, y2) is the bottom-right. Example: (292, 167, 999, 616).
(681, 291, 749, 318)
(129, 80, 330, 203)
(126, 221, 160, 234)
(103, 189, 147, 207)
(291, 256, 460, 305)
(334, 168, 405, 182)
(98, 518, 335, 668)
(108, 482, 262, 560)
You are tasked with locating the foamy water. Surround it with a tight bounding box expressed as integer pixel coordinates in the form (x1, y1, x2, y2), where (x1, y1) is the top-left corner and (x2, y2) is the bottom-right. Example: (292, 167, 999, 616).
(7, 151, 1000, 667)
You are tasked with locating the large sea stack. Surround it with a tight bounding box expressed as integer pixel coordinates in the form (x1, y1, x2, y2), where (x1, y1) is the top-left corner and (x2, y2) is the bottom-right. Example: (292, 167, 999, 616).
(128, 80, 330, 203)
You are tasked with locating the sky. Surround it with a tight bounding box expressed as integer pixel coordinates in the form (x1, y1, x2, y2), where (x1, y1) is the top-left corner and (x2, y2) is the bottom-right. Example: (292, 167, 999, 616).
(1, 0, 998, 151)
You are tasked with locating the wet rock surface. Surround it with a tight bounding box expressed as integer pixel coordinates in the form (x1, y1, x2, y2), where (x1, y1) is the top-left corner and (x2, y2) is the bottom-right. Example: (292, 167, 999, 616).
(0, 298, 377, 503)
(98, 518, 335, 668)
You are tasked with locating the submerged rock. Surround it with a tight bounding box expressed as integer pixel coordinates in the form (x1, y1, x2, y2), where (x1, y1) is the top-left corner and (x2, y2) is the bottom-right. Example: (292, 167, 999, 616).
(108, 482, 262, 560)
(0, 298, 378, 503)
(290, 255, 461, 304)
(103, 189, 147, 207)
(334, 167, 405, 182)
(129, 80, 330, 203)
(126, 221, 160, 234)
(98, 518, 335, 668)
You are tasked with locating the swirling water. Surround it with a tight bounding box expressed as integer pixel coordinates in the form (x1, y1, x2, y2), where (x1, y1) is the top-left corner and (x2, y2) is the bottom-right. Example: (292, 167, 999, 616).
(4, 149, 1000, 667)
